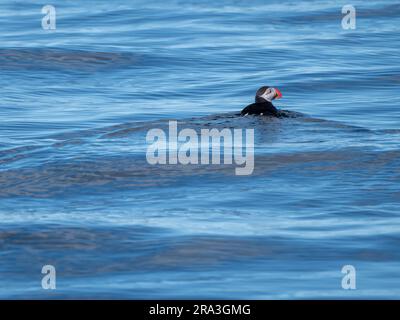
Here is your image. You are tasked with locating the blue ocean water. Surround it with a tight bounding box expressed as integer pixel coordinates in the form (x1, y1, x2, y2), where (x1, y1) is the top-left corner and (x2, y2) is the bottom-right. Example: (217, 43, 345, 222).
(0, 0, 400, 299)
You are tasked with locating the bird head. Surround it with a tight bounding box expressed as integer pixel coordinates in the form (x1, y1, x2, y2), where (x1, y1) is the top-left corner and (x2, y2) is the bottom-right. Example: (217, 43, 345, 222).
(255, 86, 282, 103)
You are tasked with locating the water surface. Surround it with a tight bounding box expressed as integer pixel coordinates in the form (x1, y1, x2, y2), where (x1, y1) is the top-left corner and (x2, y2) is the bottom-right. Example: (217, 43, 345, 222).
(0, 0, 400, 298)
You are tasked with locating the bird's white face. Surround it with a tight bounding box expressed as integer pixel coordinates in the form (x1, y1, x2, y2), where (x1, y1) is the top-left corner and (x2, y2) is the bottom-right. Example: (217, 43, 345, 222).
(259, 87, 282, 102)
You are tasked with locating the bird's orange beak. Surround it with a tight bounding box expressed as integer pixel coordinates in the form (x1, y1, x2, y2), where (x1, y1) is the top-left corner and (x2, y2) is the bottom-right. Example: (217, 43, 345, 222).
(275, 88, 283, 99)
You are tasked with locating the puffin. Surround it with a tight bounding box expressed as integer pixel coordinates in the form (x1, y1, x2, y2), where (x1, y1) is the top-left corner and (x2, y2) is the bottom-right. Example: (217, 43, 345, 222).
(241, 86, 283, 117)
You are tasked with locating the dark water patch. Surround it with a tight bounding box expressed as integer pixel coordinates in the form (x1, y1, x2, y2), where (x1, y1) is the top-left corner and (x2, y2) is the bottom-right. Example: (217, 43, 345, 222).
(0, 145, 45, 167)
(277, 3, 400, 25)
(0, 48, 140, 72)
(1, 224, 399, 276)
(1, 111, 395, 194)
(1, 147, 399, 198)
(0, 145, 41, 158)
(1, 223, 399, 299)
(357, 3, 400, 18)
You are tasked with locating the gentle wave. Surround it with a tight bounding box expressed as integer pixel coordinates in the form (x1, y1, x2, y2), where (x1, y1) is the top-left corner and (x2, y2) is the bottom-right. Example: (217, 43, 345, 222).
(0, 48, 139, 71)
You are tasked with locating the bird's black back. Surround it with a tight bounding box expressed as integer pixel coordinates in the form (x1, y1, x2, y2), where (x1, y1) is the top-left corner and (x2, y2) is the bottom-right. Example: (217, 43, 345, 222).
(240, 101, 279, 116)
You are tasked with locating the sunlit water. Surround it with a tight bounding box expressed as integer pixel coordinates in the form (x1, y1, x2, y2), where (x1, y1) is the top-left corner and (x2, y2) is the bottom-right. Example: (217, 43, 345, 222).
(0, 0, 400, 299)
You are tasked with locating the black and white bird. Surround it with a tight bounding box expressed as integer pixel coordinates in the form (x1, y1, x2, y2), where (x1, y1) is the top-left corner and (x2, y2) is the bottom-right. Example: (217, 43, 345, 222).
(241, 86, 283, 117)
